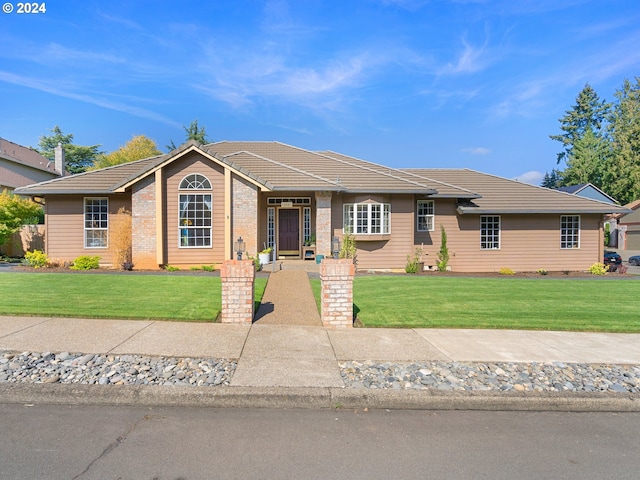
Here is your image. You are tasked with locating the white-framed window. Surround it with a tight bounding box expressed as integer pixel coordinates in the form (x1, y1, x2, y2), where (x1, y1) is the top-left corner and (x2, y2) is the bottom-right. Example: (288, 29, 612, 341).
(303, 206, 311, 243)
(179, 174, 212, 248)
(560, 215, 580, 249)
(417, 200, 434, 232)
(84, 197, 108, 248)
(343, 203, 391, 234)
(267, 207, 275, 249)
(480, 215, 500, 249)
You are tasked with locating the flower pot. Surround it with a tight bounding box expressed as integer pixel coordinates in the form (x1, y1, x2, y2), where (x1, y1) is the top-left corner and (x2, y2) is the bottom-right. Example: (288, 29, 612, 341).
(258, 252, 271, 265)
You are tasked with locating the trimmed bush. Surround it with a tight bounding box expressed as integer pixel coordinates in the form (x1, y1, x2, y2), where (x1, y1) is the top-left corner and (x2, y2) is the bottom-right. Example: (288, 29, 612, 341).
(588, 262, 609, 275)
(23, 250, 49, 268)
(499, 267, 515, 275)
(71, 255, 101, 270)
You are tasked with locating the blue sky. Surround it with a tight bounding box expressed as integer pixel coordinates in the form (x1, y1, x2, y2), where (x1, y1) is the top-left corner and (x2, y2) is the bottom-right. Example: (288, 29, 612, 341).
(1, 0, 639, 184)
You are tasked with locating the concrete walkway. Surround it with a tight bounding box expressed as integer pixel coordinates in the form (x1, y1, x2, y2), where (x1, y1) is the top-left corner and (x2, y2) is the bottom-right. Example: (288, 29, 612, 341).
(253, 270, 321, 326)
(2, 316, 640, 410)
(2, 316, 640, 382)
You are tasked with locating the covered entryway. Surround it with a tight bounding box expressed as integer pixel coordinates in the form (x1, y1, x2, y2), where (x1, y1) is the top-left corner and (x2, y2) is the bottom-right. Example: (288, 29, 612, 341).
(278, 209, 300, 256)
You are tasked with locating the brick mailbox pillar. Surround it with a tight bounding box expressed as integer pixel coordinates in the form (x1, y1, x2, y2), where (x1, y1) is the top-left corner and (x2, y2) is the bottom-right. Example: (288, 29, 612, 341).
(320, 258, 355, 328)
(220, 260, 255, 325)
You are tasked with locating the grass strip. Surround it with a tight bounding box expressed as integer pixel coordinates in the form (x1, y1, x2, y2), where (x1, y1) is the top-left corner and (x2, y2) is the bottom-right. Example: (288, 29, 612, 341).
(0, 272, 267, 322)
(310, 276, 640, 332)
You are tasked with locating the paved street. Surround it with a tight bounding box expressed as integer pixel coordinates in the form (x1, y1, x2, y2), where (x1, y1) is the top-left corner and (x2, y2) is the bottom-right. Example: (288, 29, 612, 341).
(1, 404, 639, 480)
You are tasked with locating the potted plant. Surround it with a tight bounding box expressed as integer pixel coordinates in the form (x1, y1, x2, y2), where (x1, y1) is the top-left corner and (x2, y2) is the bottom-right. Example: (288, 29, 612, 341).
(258, 247, 272, 265)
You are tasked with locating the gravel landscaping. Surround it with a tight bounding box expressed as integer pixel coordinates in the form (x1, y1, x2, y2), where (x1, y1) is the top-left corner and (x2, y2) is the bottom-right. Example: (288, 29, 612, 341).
(2, 350, 638, 394)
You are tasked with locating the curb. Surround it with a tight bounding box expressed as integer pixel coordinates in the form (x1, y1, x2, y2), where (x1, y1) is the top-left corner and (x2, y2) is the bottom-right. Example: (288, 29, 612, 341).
(1, 383, 639, 412)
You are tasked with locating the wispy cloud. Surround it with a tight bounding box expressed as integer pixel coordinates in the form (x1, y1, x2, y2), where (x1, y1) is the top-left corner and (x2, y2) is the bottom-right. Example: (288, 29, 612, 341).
(0, 71, 181, 128)
(438, 38, 489, 75)
(194, 38, 386, 112)
(462, 147, 491, 155)
(512, 170, 544, 185)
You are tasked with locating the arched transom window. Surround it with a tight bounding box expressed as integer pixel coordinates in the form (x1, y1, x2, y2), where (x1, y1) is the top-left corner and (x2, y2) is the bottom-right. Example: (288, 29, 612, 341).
(179, 174, 212, 248)
(180, 173, 212, 190)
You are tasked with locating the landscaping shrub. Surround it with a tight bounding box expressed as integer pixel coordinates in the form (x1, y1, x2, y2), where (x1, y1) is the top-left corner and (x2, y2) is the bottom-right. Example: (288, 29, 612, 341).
(537, 268, 548, 275)
(71, 255, 101, 270)
(499, 267, 515, 275)
(339, 230, 357, 264)
(436, 225, 449, 272)
(588, 262, 609, 275)
(23, 250, 49, 268)
(405, 247, 423, 273)
(108, 207, 132, 270)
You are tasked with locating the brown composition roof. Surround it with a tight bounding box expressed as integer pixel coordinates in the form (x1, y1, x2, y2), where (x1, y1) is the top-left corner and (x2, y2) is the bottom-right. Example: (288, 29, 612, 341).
(406, 169, 629, 214)
(0, 137, 59, 174)
(206, 141, 440, 193)
(15, 154, 166, 194)
(13, 140, 631, 215)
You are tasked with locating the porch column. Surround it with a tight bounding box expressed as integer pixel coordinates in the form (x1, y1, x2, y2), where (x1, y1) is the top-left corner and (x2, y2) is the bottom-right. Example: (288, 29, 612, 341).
(315, 191, 332, 257)
(220, 260, 255, 324)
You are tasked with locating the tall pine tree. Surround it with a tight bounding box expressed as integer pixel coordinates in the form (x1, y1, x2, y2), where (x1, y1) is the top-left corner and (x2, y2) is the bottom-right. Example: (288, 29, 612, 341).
(550, 84, 610, 165)
(605, 77, 640, 204)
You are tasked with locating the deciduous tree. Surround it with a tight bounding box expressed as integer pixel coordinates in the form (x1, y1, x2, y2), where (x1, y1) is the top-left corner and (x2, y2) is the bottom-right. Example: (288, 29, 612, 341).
(90, 135, 162, 170)
(0, 190, 43, 246)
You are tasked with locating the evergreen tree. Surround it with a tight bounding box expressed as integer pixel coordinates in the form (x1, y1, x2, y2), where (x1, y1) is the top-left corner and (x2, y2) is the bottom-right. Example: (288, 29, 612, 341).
(540, 169, 562, 189)
(167, 120, 210, 151)
(561, 127, 611, 187)
(605, 77, 640, 204)
(550, 84, 610, 165)
(36, 126, 102, 174)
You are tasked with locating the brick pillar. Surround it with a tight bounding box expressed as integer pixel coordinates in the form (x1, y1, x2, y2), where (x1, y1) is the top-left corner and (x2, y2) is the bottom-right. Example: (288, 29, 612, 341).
(320, 258, 355, 328)
(220, 260, 255, 325)
(315, 191, 332, 257)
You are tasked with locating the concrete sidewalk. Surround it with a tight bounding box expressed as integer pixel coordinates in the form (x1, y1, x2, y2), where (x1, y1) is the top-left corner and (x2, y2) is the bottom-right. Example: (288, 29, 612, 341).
(2, 315, 640, 411)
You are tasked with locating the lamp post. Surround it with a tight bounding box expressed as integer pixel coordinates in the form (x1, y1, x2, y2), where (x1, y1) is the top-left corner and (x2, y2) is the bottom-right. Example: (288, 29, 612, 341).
(234, 236, 246, 260)
(332, 236, 340, 259)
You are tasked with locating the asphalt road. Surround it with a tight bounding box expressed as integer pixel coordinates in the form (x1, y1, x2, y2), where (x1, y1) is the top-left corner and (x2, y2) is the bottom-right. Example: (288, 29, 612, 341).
(1, 404, 638, 480)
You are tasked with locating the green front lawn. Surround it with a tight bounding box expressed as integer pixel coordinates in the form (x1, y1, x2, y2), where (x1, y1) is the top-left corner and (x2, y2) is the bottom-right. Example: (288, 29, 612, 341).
(0, 272, 267, 322)
(310, 276, 640, 332)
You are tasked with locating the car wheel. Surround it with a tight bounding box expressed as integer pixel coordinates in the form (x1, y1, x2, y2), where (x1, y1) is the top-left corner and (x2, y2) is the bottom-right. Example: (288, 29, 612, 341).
(631, 258, 639, 266)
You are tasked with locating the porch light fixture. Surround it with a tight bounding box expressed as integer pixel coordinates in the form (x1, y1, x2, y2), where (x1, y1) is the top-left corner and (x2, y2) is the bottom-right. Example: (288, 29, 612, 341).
(332, 236, 340, 259)
(234, 236, 246, 260)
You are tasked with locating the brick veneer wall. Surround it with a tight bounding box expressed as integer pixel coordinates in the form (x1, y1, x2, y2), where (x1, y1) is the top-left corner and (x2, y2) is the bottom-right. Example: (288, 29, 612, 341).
(232, 175, 258, 259)
(131, 175, 157, 269)
(315, 191, 332, 257)
(320, 258, 354, 328)
(220, 260, 255, 324)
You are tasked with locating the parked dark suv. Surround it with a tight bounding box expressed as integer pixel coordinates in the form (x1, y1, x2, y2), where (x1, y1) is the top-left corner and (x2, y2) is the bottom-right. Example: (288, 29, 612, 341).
(604, 251, 622, 271)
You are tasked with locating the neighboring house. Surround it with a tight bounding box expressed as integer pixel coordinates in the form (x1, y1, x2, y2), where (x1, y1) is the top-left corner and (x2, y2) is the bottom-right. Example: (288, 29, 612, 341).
(15, 141, 629, 272)
(616, 200, 640, 250)
(0, 138, 61, 256)
(0, 137, 63, 191)
(556, 183, 618, 205)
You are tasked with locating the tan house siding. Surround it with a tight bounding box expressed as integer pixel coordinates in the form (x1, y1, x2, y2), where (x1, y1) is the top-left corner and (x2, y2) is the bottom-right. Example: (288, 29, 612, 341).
(45, 194, 130, 265)
(431, 212, 602, 273)
(0, 158, 59, 191)
(334, 193, 415, 270)
(163, 151, 225, 266)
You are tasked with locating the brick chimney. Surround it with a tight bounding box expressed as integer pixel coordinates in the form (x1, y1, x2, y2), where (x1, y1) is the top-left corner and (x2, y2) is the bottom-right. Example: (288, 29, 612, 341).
(54, 143, 65, 176)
